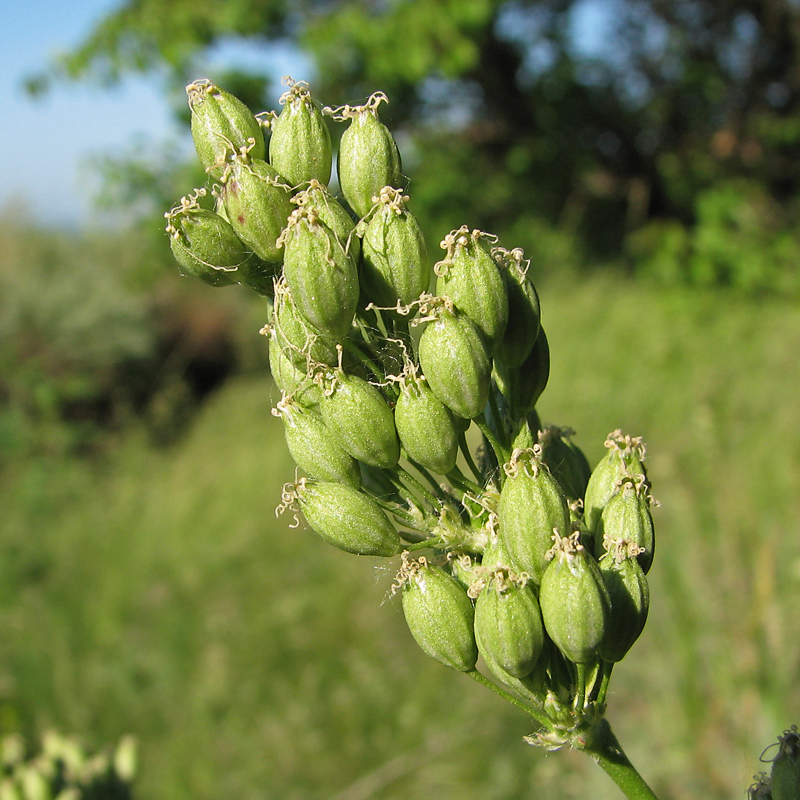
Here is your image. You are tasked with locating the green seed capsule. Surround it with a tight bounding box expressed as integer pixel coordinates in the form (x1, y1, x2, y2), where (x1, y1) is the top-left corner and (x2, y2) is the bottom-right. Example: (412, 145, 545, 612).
(494, 326, 550, 417)
(293, 479, 400, 556)
(292, 180, 361, 264)
(595, 478, 655, 573)
(771, 725, 800, 800)
(221, 155, 293, 263)
(165, 191, 255, 286)
(276, 396, 360, 488)
(267, 328, 321, 408)
(268, 79, 332, 187)
(418, 301, 491, 420)
(272, 277, 340, 369)
(598, 540, 650, 662)
(334, 93, 403, 218)
(360, 187, 430, 309)
(320, 370, 400, 469)
(493, 247, 541, 368)
(435, 227, 508, 355)
(394, 371, 458, 474)
(281, 207, 359, 339)
(187, 79, 265, 178)
(474, 573, 544, 679)
(583, 430, 648, 534)
(539, 531, 610, 664)
(401, 559, 477, 672)
(497, 447, 571, 586)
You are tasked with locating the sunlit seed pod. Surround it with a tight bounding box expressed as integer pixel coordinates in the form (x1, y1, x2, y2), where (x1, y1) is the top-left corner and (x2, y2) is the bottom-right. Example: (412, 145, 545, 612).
(394, 372, 458, 474)
(435, 227, 508, 355)
(276, 396, 361, 488)
(594, 478, 654, 573)
(272, 277, 340, 369)
(320, 370, 400, 469)
(333, 93, 403, 218)
(539, 531, 610, 664)
(221, 156, 293, 263)
(493, 247, 541, 368)
(770, 725, 800, 800)
(186, 79, 265, 178)
(494, 326, 550, 417)
(292, 180, 361, 263)
(583, 430, 648, 534)
(281, 206, 359, 339)
(497, 447, 571, 586)
(267, 329, 321, 408)
(475, 575, 544, 679)
(401, 559, 478, 672)
(597, 540, 650, 662)
(360, 187, 430, 309)
(268, 79, 332, 187)
(417, 302, 491, 420)
(538, 426, 592, 504)
(165, 193, 255, 287)
(294, 479, 401, 556)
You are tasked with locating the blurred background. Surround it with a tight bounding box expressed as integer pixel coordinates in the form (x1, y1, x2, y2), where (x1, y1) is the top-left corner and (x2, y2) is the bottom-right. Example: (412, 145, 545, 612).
(2, 0, 800, 798)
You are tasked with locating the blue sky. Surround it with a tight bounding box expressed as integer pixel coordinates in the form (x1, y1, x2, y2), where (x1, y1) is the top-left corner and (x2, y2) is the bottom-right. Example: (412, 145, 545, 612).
(0, 0, 309, 228)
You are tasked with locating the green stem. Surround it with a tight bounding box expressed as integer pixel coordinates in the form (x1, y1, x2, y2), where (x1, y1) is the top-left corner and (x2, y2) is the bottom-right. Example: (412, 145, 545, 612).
(404, 537, 443, 552)
(487, 389, 509, 449)
(582, 719, 660, 800)
(446, 464, 482, 496)
(396, 466, 440, 510)
(405, 458, 446, 499)
(465, 670, 549, 726)
(475, 418, 510, 467)
(458, 431, 483, 484)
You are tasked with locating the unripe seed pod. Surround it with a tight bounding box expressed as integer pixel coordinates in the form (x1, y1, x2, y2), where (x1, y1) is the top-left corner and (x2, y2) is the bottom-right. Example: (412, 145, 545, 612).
(497, 447, 571, 586)
(165, 191, 255, 286)
(494, 326, 550, 417)
(275, 396, 360, 488)
(360, 187, 430, 308)
(268, 79, 332, 187)
(267, 328, 321, 408)
(222, 155, 293, 263)
(320, 369, 400, 469)
(394, 370, 458, 474)
(272, 277, 340, 369)
(539, 531, 611, 664)
(418, 301, 491, 420)
(291, 479, 400, 556)
(770, 725, 800, 800)
(187, 79, 265, 178)
(401, 558, 477, 671)
(292, 180, 361, 264)
(538, 426, 592, 504)
(493, 247, 541, 368)
(435, 227, 508, 355)
(474, 573, 544, 679)
(595, 478, 655, 573)
(281, 206, 359, 339)
(598, 540, 650, 662)
(584, 430, 648, 534)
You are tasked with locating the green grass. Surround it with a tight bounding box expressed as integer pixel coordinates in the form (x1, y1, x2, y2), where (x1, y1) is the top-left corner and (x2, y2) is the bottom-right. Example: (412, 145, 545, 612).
(1, 271, 799, 799)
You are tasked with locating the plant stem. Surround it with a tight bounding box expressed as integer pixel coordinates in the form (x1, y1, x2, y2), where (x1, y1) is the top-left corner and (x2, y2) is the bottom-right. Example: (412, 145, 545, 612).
(475, 418, 509, 466)
(582, 719, 660, 800)
(465, 670, 550, 727)
(458, 431, 483, 483)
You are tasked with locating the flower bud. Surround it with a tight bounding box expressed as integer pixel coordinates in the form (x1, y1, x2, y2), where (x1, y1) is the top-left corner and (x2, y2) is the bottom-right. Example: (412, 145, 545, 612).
(320, 369, 400, 469)
(333, 93, 403, 218)
(281, 206, 359, 339)
(268, 79, 332, 187)
(400, 557, 478, 671)
(583, 430, 648, 534)
(418, 299, 491, 420)
(497, 447, 570, 586)
(187, 79, 265, 178)
(474, 571, 544, 679)
(360, 187, 430, 309)
(435, 227, 508, 355)
(221, 155, 293, 264)
(598, 539, 650, 662)
(290, 479, 401, 556)
(494, 326, 550, 417)
(394, 369, 458, 474)
(493, 247, 541, 368)
(539, 531, 610, 664)
(275, 396, 361, 488)
(595, 477, 654, 574)
(771, 725, 800, 800)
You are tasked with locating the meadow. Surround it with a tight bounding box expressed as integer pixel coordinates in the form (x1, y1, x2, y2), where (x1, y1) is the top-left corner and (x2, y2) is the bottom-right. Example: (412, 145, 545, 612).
(1, 268, 798, 800)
